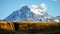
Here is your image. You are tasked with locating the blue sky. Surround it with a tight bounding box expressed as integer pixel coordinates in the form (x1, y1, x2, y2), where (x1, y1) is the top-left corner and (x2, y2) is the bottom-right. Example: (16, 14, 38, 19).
(0, 0, 60, 20)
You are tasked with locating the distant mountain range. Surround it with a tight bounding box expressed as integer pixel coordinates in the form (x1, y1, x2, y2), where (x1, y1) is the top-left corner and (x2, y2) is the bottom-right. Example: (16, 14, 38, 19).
(3, 5, 60, 22)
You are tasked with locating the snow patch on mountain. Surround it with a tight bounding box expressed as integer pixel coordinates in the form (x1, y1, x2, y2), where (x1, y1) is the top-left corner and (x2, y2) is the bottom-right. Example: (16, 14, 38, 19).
(30, 3, 46, 15)
(4, 3, 60, 22)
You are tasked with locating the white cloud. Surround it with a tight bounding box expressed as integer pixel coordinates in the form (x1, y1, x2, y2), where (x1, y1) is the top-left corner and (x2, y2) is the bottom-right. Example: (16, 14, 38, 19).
(21, 4, 26, 7)
(30, 4, 38, 9)
(30, 3, 47, 15)
(40, 3, 47, 10)
(30, 4, 41, 15)
(52, 0, 58, 2)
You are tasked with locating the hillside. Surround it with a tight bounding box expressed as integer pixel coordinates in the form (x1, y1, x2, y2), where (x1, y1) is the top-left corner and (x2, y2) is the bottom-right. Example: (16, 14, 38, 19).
(0, 22, 60, 34)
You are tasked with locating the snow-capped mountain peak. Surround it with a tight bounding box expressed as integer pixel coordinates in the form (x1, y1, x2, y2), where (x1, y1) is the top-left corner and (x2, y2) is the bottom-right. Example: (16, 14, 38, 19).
(4, 4, 57, 22)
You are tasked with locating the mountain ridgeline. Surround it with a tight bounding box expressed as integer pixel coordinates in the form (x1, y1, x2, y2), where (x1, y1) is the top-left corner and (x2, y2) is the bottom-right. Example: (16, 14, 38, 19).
(3, 5, 60, 22)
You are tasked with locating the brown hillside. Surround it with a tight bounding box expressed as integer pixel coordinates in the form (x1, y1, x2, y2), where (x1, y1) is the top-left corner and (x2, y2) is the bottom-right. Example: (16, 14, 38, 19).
(0, 22, 60, 34)
(0, 22, 60, 31)
(0, 22, 14, 31)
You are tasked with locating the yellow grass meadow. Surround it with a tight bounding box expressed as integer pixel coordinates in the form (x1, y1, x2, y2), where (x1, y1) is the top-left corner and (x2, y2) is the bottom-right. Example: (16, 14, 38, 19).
(0, 22, 60, 34)
(0, 22, 60, 31)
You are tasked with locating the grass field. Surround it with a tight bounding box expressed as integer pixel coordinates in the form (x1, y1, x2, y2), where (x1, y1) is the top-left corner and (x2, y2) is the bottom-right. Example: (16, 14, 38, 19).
(0, 22, 60, 34)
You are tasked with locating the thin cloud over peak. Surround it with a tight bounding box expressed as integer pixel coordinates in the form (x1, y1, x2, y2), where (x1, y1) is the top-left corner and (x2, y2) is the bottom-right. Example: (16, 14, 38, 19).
(40, 3, 47, 10)
(52, 0, 58, 2)
(30, 4, 38, 9)
(30, 3, 47, 15)
(21, 4, 26, 7)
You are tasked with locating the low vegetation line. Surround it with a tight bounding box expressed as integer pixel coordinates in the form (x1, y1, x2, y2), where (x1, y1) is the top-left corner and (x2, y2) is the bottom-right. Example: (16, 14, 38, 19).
(0, 22, 60, 31)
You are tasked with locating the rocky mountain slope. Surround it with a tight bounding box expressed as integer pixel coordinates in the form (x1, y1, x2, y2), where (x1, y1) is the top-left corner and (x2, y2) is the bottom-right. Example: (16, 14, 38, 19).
(4, 4, 55, 22)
